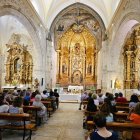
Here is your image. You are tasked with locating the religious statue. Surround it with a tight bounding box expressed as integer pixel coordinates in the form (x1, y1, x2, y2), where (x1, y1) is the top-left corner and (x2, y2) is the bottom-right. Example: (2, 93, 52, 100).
(14, 58, 22, 73)
(62, 62, 67, 74)
(74, 43, 80, 55)
(114, 78, 121, 89)
(34, 78, 39, 89)
(73, 73, 81, 84)
(87, 63, 92, 74)
(138, 80, 140, 91)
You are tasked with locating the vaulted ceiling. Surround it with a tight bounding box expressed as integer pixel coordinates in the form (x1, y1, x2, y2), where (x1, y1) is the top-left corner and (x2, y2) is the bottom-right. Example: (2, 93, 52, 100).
(29, 0, 121, 29)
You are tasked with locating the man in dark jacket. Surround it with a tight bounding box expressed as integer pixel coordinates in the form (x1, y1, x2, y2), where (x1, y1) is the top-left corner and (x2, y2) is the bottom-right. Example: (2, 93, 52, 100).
(54, 89, 59, 109)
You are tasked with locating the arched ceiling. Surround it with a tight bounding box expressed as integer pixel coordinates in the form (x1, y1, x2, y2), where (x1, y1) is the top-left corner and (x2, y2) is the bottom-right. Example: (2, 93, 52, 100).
(29, 0, 121, 29)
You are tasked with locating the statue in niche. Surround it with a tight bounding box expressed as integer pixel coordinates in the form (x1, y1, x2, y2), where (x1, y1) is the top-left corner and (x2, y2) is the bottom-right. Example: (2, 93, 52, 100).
(34, 78, 39, 89)
(14, 58, 22, 73)
(114, 78, 121, 89)
(87, 63, 92, 74)
(74, 43, 80, 55)
(62, 62, 67, 74)
(72, 71, 82, 85)
(138, 80, 140, 91)
(74, 74, 80, 84)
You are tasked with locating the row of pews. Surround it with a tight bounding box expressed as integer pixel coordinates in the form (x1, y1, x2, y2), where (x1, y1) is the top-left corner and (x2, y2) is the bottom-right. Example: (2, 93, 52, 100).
(0, 98, 57, 140)
(82, 101, 140, 139)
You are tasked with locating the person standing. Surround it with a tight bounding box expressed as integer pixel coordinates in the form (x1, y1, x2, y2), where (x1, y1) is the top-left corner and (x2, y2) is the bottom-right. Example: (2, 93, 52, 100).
(79, 91, 88, 110)
(54, 89, 59, 109)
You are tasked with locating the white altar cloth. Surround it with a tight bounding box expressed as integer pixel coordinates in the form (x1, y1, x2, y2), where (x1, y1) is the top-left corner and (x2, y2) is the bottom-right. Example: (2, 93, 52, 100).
(59, 94, 81, 102)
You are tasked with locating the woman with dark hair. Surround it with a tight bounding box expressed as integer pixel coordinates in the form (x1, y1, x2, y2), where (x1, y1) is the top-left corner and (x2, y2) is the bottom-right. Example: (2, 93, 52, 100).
(0, 95, 9, 125)
(116, 92, 127, 102)
(30, 92, 37, 102)
(129, 94, 139, 108)
(9, 96, 23, 114)
(9, 96, 24, 125)
(104, 96, 117, 114)
(89, 113, 118, 140)
(129, 102, 140, 140)
(86, 97, 97, 112)
(100, 103, 114, 122)
(114, 93, 119, 101)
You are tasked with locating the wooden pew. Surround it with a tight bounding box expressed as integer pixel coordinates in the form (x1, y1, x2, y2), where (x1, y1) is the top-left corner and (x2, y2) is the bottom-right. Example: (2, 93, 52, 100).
(0, 113, 35, 140)
(84, 111, 96, 117)
(114, 112, 129, 122)
(29, 101, 52, 117)
(116, 106, 129, 112)
(42, 101, 53, 117)
(87, 121, 140, 131)
(116, 102, 129, 106)
(23, 106, 41, 126)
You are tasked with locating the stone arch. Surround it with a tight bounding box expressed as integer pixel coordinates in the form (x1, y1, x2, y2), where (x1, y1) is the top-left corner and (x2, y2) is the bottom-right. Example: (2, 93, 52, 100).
(107, 12, 140, 89)
(50, 2, 106, 50)
(0, 8, 43, 69)
(48, 1, 107, 29)
(109, 12, 140, 72)
(50, 3, 105, 31)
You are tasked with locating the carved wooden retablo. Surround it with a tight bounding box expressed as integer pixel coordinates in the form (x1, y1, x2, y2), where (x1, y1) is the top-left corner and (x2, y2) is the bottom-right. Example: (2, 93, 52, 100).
(56, 24, 97, 87)
(5, 42, 33, 86)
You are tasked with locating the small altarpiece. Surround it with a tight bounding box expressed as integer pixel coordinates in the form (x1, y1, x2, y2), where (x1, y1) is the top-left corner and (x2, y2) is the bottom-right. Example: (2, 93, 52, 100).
(5, 42, 33, 86)
(124, 26, 140, 89)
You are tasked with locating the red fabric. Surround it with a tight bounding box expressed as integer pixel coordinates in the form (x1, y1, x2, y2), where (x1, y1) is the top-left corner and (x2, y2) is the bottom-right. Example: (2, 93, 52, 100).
(130, 113, 140, 140)
(116, 97, 127, 102)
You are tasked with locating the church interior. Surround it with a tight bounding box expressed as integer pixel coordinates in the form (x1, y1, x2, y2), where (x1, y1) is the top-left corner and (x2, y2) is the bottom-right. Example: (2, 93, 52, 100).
(1, 0, 140, 140)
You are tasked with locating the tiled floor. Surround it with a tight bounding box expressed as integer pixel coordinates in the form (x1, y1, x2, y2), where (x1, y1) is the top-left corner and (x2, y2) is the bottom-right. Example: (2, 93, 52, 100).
(3, 103, 86, 140)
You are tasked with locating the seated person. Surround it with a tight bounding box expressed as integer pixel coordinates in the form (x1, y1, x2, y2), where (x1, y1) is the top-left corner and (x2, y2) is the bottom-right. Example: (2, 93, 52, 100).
(114, 93, 119, 101)
(104, 95, 117, 114)
(41, 90, 49, 99)
(9, 96, 26, 125)
(48, 90, 56, 110)
(85, 96, 97, 122)
(30, 92, 37, 102)
(86, 97, 97, 112)
(129, 102, 140, 140)
(129, 94, 139, 108)
(23, 92, 30, 105)
(100, 102, 114, 122)
(89, 113, 118, 140)
(92, 94, 99, 106)
(33, 95, 47, 124)
(0, 95, 9, 125)
(116, 92, 127, 102)
(97, 94, 104, 104)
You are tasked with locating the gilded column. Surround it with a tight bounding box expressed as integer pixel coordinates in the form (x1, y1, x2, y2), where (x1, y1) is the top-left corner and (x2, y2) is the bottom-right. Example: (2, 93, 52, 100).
(60, 52, 62, 79)
(92, 52, 94, 77)
(69, 53, 72, 84)
(125, 51, 133, 88)
(56, 50, 60, 83)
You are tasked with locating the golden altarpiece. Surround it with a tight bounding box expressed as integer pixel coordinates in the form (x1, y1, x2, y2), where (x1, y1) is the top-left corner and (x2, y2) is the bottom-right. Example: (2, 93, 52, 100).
(5, 42, 33, 86)
(56, 24, 97, 86)
(124, 27, 140, 89)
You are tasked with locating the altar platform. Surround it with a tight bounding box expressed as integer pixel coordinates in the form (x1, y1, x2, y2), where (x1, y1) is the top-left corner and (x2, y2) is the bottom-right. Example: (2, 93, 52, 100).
(59, 94, 81, 103)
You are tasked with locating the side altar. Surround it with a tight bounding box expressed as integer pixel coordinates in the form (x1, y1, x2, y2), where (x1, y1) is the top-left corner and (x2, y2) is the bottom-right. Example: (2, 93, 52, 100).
(5, 41, 33, 86)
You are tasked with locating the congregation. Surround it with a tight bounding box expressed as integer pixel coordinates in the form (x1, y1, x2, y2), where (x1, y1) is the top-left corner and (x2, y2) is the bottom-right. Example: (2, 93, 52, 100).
(79, 90, 140, 140)
(0, 88, 59, 139)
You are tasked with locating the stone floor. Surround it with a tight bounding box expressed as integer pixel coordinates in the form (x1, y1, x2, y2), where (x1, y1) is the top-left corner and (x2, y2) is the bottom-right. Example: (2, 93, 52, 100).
(3, 103, 86, 140)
